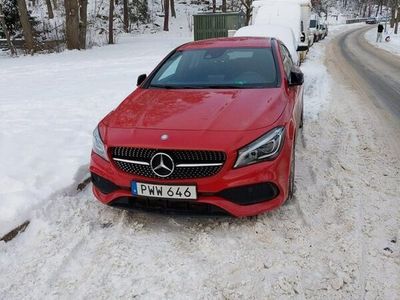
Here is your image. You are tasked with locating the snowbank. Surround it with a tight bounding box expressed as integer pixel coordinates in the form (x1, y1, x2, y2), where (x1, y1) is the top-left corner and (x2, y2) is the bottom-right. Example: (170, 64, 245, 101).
(0, 32, 191, 237)
(365, 27, 400, 56)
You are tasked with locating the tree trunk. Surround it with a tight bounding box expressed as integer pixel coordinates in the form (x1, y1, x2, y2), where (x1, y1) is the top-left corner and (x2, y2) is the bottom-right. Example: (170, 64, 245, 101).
(123, 0, 129, 32)
(109, 0, 114, 43)
(163, 0, 169, 31)
(16, 0, 34, 52)
(0, 3, 17, 55)
(212, 0, 216, 13)
(45, 0, 54, 19)
(52, 0, 58, 9)
(222, 0, 226, 12)
(395, 7, 399, 34)
(79, 0, 87, 48)
(362, 4, 367, 17)
(170, 0, 176, 18)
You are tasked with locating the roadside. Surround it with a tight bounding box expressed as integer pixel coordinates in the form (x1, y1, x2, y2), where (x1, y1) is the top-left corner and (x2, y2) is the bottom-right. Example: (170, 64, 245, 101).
(365, 26, 400, 56)
(1, 24, 399, 298)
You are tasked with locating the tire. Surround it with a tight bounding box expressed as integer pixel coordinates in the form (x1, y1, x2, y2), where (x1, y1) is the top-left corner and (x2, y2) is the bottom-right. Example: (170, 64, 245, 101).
(299, 107, 304, 129)
(285, 144, 296, 204)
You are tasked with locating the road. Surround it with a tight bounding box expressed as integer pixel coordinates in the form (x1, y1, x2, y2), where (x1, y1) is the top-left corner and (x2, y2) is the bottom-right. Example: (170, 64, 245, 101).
(332, 25, 400, 119)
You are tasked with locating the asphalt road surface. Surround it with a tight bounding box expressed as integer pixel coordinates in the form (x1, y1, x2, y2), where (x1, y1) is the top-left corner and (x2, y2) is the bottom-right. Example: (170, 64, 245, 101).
(331, 25, 400, 120)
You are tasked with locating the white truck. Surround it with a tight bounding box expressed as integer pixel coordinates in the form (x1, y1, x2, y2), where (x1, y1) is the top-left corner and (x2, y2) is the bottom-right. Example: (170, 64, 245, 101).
(250, 0, 311, 61)
(251, 0, 313, 47)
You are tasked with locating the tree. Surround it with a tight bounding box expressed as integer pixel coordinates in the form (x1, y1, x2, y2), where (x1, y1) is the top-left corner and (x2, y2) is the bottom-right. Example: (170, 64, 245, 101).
(212, 0, 216, 12)
(170, 0, 176, 18)
(16, 0, 34, 51)
(109, 0, 114, 43)
(45, 0, 54, 19)
(222, 0, 227, 12)
(65, 0, 80, 49)
(79, 0, 87, 48)
(123, 0, 129, 32)
(240, 0, 252, 25)
(163, 0, 169, 31)
(0, 2, 16, 55)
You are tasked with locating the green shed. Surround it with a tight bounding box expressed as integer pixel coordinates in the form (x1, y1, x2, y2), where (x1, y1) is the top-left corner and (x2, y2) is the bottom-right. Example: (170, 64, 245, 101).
(193, 12, 246, 41)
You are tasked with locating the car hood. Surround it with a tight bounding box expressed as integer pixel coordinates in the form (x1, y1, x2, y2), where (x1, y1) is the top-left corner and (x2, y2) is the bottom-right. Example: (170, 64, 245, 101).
(104, 88, 286, 131)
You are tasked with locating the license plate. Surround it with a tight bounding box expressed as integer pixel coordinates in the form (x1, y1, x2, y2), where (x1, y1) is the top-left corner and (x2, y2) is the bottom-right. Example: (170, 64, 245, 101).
(131, 181, 197, 200)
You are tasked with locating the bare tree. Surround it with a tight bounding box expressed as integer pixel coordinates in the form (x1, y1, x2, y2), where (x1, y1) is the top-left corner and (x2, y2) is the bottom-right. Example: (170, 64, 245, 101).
(212, 0, 216, 12)
(170, 0, 176, 18)
(0, 3, 16, 55)
(109, 0, 114, 43)
(163, 0, 169, 30)
(240, 0, 252, 25)
(45, 0, 54, 18)
(65, 0, 80, 49)
(16, 0, 34, 52)
(222, 0, 227, 12)
(79, 0, 87, 48)
(123, 0, 129, 32)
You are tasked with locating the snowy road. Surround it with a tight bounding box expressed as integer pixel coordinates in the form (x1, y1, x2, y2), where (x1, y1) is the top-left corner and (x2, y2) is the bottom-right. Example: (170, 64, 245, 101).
(1, 25, 400, 299)
(336, 25, 400, 118)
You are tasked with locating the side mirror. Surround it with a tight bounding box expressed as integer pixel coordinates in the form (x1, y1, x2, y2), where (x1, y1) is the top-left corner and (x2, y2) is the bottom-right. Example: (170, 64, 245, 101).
(289, 67, 304, 86)
(296, 44, 309, 52)
(137, 74, 147, 86)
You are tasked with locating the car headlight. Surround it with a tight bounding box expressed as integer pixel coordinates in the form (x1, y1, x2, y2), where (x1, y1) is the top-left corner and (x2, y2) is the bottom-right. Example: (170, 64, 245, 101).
(234, 127, 285, 168)
(92, 126, 109, 161)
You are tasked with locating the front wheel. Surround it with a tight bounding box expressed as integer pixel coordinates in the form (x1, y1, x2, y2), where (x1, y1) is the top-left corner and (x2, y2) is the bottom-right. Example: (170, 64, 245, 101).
(285, 145, 296, 204)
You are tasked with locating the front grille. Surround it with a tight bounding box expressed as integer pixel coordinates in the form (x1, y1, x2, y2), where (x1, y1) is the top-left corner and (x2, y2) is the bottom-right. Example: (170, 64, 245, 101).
(111, 147, 226, 179)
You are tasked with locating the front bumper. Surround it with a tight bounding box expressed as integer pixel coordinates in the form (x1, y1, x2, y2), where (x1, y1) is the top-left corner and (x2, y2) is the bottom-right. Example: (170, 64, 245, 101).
(89, 139, 292, 217)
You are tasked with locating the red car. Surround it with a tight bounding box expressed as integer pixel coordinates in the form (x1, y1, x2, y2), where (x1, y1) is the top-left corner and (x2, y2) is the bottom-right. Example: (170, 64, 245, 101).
(90, 37, 304, 217)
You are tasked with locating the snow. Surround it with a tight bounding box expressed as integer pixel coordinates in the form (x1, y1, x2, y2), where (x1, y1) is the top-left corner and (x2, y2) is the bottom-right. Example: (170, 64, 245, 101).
(0, 32, 191, 237)
(0, 22, 399, 299)
(253, 1, 302, 43)
(365, 26, 400, 56)
(234, 24, 299, 65)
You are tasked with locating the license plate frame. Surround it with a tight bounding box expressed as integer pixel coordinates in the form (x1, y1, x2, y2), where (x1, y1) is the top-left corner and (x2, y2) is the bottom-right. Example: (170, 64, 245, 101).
(131, 181, 197, 200)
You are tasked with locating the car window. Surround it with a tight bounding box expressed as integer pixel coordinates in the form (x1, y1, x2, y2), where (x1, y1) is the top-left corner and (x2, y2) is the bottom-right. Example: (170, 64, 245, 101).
(149, 47, 278, 89)
(158, 55, 182, 81)
(279, 44, 293, 79)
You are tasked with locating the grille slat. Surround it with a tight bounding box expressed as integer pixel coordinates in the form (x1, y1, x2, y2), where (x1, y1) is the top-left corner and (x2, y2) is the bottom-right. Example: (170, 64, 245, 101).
(111, 147, 226, 179)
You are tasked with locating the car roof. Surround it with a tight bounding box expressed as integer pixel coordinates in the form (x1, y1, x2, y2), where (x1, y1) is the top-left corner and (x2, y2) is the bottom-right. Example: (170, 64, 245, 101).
(177, 37, 273, 51)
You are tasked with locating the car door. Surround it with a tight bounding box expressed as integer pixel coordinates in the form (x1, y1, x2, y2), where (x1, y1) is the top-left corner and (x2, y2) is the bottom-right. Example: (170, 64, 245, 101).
(279, 42, 303, 130)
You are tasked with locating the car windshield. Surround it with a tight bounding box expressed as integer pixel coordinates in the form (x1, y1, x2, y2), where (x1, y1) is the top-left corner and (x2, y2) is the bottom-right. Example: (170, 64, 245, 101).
(149, 47, 278, 89)
(310, 20, 317, 28)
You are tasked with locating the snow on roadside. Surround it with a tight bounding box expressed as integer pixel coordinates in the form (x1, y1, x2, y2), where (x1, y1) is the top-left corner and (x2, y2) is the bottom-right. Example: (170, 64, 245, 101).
(364, 27, 400, 56)
(0, 32, 191, 237)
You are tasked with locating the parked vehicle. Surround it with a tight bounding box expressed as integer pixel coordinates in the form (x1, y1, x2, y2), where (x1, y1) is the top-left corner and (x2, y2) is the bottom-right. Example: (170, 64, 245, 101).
(250, 0, 313, 48)
(319, 24, 328, 39)
(90, 37, 304, 217)
(366, 17, 378, 24)
(309, 15, 321, 42)
(252, 1, 309, 61)
(234, 24, 307, 65)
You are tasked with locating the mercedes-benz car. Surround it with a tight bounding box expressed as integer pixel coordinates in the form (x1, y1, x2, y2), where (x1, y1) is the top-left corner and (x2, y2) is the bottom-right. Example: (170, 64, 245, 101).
(90, 37, 304, 217)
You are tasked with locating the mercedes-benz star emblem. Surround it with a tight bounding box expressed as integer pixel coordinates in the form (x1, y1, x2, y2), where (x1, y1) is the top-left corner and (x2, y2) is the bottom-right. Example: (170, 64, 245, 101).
(150, 153, 174, 177)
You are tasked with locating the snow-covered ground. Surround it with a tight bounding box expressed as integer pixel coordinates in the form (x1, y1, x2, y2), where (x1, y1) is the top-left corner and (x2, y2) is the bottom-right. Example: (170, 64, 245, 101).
(0, 24, 399, 298)
(365, 26, 400, 56)
(0, 32, 191, 237)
